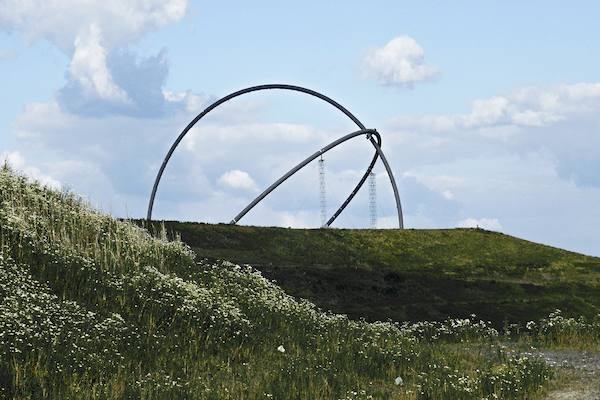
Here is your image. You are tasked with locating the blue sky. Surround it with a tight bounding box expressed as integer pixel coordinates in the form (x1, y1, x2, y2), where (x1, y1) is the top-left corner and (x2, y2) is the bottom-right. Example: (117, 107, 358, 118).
(1, 1, 600, 255)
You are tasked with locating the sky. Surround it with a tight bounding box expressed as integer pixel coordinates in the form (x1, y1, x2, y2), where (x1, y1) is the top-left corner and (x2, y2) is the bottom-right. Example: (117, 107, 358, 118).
(1, 1, 600, 255)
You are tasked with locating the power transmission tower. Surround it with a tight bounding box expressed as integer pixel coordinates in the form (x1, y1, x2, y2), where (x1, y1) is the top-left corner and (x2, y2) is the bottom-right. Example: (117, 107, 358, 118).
(368, 171, 377, 228)
(319, 155, 327, 227)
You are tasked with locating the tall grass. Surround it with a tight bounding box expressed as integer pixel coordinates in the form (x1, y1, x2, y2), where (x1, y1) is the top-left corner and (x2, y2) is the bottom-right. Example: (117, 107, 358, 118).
(0, 165, 567, 399)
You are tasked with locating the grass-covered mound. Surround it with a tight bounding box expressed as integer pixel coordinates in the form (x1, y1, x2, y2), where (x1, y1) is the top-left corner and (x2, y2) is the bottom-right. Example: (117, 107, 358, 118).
(1, 166, 592, 399)
(152, 222, 600, 326)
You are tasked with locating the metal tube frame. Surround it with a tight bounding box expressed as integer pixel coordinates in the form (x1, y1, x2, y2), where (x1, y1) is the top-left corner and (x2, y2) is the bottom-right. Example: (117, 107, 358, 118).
(147, 84, 403, 228)
(231, 129, 403, 228)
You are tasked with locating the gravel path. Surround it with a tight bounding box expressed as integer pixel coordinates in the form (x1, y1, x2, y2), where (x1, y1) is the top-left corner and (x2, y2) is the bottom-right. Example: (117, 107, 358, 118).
(527, 349, 600, 400)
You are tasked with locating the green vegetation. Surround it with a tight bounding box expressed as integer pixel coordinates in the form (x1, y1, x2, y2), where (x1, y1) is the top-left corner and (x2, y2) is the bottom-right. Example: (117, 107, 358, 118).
(0, 166, 598, 399)
(150, 221, 600, 326)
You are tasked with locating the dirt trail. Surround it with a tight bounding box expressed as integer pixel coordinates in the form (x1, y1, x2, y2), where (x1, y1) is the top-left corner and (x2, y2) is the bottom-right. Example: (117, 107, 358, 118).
(528, 349, 600, 400)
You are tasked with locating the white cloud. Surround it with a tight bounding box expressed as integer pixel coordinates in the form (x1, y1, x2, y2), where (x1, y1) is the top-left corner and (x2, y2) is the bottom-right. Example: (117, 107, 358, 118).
(402, 171, 464, 200)
(184, 122, 321, 155)
(363, 36, 439, 87)
(57, 47, 197, 117)
(464, 96, 510, 127)
(0, 0, 187, 52)
(1, 150, 61, 189)
(67, 23, 130, 104)
(389, 81, 600, 191)
(441, 190, 454, 200)
(163, 90, 208, 114)
(390, 82, 600, 133)
(0, 0, 191, 117)
(218, 170, 259, 192)
(457, 218, 502, 231)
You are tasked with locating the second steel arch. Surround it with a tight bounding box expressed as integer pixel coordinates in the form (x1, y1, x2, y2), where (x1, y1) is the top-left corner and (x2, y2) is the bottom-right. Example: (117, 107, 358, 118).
(231, 129, 403, 228)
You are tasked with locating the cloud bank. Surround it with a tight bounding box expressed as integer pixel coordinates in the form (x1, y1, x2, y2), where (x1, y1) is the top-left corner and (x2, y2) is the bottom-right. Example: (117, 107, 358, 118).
(0, 0, 194, 117)
(385, 81, 600, 254)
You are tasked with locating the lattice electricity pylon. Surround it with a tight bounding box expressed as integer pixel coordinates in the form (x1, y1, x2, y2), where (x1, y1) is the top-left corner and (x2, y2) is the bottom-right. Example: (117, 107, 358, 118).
(368, 171, 377, 228)
(319, 155, 327, 227)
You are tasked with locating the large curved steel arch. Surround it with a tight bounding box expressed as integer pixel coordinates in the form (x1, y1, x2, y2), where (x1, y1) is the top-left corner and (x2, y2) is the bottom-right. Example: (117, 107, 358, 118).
(147, 84, 403, 228)
(231, 129, 403, 228)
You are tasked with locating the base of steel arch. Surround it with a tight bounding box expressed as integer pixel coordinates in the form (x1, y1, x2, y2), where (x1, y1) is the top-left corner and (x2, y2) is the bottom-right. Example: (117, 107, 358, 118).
(147, 84, 404, 229)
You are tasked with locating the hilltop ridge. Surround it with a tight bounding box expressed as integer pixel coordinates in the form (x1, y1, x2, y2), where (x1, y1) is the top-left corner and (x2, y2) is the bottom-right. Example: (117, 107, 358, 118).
(148, 221, 600, 326)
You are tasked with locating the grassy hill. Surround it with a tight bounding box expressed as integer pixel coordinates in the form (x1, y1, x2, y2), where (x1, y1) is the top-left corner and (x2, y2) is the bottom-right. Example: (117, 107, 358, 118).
(2, 165, 599, 399)
(146, 222, 600, 327)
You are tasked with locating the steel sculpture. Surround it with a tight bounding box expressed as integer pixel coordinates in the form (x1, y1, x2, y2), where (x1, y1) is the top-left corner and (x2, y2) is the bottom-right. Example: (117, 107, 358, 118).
(147, 84, 404, 228)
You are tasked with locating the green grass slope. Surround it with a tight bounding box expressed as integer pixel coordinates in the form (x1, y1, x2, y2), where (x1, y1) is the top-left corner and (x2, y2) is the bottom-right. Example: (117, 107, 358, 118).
(2, 166, 595, 399)
(150, 222, 600, 327)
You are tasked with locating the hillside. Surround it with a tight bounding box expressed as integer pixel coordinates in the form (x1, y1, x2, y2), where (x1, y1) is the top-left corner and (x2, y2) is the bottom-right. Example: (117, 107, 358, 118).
(148, 221, 600, 326)
(2, 166, 597, 399)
